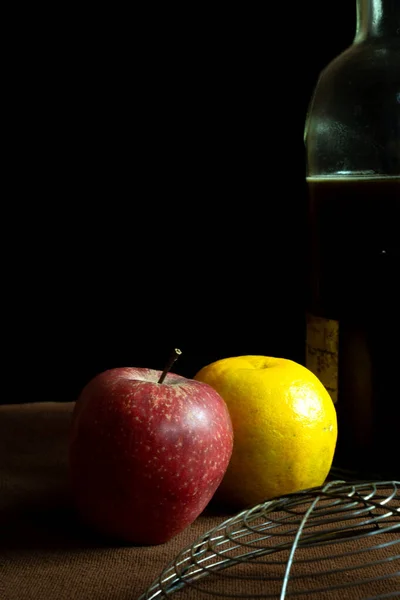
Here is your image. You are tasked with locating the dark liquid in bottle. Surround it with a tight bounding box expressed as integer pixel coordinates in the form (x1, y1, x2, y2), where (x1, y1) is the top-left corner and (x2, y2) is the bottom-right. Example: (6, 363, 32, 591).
(306, 176, 400, 480)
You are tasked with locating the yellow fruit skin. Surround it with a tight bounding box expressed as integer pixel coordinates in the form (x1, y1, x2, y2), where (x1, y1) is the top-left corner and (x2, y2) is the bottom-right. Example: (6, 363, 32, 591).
(194, 356, 338, 509)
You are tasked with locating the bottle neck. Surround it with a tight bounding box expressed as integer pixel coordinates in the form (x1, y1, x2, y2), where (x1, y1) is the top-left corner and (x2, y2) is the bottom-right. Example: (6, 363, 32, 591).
(355, 0, 400, 42)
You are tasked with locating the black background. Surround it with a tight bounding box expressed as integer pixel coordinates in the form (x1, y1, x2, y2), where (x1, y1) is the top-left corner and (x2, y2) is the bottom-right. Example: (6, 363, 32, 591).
(6, 2, 356, 403)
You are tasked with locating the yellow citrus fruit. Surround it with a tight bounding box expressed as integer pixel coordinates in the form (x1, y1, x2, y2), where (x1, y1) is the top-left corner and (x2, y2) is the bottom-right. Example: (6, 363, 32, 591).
(194, 355, 337, 509)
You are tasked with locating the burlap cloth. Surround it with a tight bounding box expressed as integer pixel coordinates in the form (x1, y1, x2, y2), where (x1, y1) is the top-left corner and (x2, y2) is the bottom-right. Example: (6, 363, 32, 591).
(0, 402, 398, 599)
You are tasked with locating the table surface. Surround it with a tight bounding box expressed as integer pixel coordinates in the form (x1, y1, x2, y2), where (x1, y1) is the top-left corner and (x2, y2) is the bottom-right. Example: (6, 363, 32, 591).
(1, 402, 399, 600)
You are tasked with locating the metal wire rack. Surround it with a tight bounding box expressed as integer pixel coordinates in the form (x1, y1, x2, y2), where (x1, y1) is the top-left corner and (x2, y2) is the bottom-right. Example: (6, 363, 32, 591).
(138, 480, 399, 599)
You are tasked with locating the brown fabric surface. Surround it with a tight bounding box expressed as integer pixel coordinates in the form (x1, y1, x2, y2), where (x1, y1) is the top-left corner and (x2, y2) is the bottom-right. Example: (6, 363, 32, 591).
(0, 402, 398, 600)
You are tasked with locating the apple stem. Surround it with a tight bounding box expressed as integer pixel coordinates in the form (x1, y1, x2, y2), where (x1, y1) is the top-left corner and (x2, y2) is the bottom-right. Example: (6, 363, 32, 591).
(158, 348, 182, 384)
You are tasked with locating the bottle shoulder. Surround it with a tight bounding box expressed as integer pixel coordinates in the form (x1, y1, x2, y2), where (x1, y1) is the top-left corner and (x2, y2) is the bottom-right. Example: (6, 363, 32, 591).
(317, 39, 400, 87)
(304, 39, 400, 178)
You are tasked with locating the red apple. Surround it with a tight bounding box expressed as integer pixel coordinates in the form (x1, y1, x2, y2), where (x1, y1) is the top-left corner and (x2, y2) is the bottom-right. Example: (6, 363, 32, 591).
(68, 362, 233, 545)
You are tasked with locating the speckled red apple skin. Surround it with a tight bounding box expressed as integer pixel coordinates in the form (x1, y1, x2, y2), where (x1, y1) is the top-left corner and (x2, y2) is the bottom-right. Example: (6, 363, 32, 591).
(68, 367, 233, 545)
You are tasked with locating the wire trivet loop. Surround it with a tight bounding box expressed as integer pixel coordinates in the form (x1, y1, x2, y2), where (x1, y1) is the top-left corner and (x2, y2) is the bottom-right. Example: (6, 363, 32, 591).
(139, 480, 400, 599)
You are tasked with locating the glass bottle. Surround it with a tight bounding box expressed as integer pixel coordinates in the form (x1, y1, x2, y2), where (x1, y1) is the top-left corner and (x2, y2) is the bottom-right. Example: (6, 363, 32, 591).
(304, 0, 399, 480)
